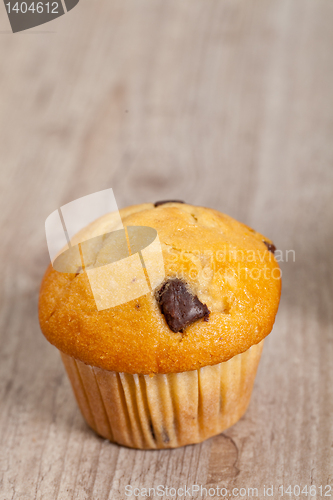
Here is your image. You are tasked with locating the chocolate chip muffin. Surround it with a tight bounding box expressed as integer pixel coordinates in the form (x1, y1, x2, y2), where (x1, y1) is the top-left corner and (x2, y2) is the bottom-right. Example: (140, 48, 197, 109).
(39, 201, 281, 449)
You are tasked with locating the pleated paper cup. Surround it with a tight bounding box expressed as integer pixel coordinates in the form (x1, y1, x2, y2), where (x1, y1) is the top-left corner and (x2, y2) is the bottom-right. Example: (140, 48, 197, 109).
(60, 340, 264, 449)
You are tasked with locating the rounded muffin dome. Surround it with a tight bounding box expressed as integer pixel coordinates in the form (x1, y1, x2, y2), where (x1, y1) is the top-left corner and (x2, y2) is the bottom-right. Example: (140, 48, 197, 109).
(38, 201, 281, 374)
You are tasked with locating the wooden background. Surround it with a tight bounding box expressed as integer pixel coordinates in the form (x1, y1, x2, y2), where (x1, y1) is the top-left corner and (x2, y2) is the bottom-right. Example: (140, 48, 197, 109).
(0, 0, 332, 498)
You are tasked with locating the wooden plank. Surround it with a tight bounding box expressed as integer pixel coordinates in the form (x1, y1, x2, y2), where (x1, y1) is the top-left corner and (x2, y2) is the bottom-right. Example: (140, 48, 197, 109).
(0, 0, 332, 498)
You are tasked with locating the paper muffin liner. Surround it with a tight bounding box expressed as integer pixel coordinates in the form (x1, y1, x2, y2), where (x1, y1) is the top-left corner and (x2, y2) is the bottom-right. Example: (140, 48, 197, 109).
(60, 340, 264, 449)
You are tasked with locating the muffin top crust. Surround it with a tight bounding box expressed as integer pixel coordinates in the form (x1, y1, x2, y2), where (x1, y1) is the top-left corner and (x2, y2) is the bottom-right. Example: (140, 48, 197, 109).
(38, 202, 281, 374)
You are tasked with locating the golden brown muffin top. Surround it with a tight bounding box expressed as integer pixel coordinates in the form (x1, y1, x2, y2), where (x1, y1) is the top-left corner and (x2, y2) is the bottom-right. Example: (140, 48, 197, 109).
(38, 202, 281, 374)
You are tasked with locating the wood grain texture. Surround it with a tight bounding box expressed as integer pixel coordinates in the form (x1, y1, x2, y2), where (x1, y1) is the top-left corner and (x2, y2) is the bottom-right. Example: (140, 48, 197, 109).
(0, 0, 332, 498)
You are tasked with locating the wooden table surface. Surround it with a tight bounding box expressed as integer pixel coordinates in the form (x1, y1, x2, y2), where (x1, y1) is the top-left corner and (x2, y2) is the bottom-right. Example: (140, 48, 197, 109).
(0, 1, 332, 498)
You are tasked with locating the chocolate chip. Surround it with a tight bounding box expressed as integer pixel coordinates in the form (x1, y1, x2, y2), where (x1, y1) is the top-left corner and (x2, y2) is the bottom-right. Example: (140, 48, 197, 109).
(154, 200, 185, 207)
(263, 241, 276, 254)
(156, 278, 210, 333)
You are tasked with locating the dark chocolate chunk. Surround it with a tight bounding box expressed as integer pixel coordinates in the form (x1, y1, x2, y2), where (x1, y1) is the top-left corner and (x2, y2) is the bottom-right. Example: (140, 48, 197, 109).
(156, 278, 210, 333)
(263, 240, 276, 254)
(154, 200, 184, 207)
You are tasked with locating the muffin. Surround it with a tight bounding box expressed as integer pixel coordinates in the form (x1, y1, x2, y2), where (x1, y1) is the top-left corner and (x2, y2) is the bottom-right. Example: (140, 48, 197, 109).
(39, 200, 281, 449)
